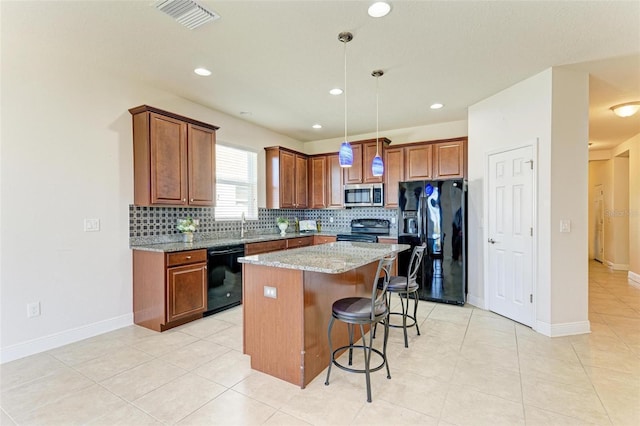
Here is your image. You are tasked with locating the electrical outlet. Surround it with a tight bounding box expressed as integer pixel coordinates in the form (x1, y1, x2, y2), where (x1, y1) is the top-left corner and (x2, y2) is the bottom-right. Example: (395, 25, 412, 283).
(263, 286, 277, 299)
(560, 219, 571, 233)
(84, 218, 100, 232)
(27, 302, 41, 318)
(390, 217, 396, 224)
(329, 217, 334, 223)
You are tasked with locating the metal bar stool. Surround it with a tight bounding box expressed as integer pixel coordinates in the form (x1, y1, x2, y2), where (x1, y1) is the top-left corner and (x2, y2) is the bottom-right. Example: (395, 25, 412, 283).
(324, 254, 396, 403)
(375, 243, 426, 348)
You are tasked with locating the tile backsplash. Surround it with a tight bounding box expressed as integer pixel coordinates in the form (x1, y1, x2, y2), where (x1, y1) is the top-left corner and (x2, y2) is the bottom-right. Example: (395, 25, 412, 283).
(129, 206, 398, 245)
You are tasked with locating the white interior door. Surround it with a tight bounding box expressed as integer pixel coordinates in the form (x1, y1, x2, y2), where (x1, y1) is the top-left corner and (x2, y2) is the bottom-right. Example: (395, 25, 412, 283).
(594, 184, 604, 262)
(487, 145, 534, 326)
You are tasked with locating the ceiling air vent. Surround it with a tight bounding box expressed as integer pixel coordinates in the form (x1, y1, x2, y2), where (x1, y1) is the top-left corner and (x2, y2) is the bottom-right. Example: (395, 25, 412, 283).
(155, 0, 220, 30)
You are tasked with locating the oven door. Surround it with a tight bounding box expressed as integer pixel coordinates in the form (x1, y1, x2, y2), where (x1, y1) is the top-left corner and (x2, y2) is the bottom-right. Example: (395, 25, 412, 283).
(206, 244, 244, 315)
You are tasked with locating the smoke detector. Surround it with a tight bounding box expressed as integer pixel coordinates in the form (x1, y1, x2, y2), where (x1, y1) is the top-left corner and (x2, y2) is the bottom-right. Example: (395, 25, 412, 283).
(155, 0, 220, 30)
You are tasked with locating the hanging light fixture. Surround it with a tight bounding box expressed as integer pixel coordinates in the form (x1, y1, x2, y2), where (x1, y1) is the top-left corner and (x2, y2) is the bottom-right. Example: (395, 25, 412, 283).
(338, 31, 353, 167)
(371, 70, 384, 177)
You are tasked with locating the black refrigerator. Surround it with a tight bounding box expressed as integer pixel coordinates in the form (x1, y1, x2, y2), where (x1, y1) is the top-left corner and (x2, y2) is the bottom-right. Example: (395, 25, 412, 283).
(397, 179, 467, 305)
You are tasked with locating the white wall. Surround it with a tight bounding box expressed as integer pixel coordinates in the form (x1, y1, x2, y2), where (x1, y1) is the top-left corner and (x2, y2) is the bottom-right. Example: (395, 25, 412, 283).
(0, 21, 301, 362)
(468, 67, 589, 336)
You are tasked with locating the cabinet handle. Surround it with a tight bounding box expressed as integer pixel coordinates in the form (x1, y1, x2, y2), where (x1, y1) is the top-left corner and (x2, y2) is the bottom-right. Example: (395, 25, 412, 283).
(182, 198, 186, 202)
(186, 255, 192, 259)
(190, 198, 194, 202)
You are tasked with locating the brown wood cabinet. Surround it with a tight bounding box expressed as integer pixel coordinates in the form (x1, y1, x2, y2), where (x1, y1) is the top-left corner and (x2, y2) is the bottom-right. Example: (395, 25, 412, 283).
(265, 147, 308, 209)
(343, 138, 390, 184)
(405, 144, 433, 181)
(245, 236, 315, 256)
(287, 236, 314, 249)
(383, 146, 405, 208)
(130, 105, 218, 207)
(433, 139, 465, 179)
(308, 153, 343, 209)
(133, 249, 207, 331)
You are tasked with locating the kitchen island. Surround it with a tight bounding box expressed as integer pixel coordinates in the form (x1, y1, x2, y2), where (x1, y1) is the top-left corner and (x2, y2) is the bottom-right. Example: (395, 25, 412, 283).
(238, 241, 410, 388)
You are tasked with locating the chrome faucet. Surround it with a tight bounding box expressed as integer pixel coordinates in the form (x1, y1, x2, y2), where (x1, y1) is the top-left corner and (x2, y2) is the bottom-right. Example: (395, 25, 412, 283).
(240, 211, 246, 238)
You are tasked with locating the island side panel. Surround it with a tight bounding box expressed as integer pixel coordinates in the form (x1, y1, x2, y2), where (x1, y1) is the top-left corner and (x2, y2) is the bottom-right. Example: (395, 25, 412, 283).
(242, 263, 305, 387)
(302, 260, 379, 387)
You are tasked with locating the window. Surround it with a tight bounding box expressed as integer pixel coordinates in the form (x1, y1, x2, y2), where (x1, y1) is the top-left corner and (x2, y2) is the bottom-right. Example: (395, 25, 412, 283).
(215, 144, 258, 220)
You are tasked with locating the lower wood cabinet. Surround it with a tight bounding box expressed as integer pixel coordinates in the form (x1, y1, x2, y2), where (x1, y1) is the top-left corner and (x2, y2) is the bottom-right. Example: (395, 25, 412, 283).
(133, 249, 207, 331)
(245, 236, 314, 256)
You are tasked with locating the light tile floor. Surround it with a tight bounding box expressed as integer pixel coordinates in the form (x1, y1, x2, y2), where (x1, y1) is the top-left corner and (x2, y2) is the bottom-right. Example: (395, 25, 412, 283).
(2, 261, 639, 425)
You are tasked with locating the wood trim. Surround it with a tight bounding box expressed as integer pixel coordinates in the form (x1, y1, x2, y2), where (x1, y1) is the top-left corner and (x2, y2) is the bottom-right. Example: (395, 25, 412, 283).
(129, 105, 220, 131)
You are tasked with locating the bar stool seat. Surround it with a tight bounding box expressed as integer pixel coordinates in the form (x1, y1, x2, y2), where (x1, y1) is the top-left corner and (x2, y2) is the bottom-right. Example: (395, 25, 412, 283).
(325, 254, 396, 403)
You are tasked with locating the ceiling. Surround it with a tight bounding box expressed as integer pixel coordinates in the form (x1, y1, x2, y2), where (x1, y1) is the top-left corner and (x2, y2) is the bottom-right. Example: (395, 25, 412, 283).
(5, 1, 640, 150)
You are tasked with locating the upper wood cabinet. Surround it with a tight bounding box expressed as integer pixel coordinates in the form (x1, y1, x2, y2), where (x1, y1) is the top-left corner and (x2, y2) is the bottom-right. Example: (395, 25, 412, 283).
(402, 138, 467, 182)
(308, 153, 343, 209)
(383, 146, 405, 209)
(130, 105, 218, 207)
(265, 147, 308, 209)
(405, 144, 433, 181)
(343, 138, 390, 184)
(433, 140, 465, 179)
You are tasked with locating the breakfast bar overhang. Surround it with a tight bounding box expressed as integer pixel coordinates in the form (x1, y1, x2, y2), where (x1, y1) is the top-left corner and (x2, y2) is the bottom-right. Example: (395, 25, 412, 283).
(239, 241, 410, 388)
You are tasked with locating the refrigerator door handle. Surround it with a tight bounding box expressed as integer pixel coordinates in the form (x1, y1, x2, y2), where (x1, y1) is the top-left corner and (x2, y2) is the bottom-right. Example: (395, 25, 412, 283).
(417, 196, 422, 238)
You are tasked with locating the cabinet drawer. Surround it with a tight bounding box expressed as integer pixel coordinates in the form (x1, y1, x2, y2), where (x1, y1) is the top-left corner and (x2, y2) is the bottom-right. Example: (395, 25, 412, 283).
(166, 249, 206, 267)
(287, 236, 313, 249)
(314, 235, 337, 245)
(245, 239, 287, 255)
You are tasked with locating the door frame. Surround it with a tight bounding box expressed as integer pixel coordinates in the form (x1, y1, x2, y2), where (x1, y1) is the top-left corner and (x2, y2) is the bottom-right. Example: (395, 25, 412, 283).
(483, 139, 538, 328)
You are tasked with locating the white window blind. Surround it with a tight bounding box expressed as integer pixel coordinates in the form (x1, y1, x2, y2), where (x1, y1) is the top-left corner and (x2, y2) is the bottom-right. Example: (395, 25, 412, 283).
(215, 144, 258, 220)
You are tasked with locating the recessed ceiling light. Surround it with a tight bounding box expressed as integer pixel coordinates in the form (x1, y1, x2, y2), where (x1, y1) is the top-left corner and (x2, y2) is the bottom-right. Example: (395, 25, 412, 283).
(368, 2, 391, 18)
(312, 124, 322, 129)
(329, 88, 343, 95)
(430, 103, 444, 109)
(194, 67, 211, 76)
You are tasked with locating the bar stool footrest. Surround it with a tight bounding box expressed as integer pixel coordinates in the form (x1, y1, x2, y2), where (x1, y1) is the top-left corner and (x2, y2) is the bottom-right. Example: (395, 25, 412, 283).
(386, 312, 419, 329)
(330, 345, 387, 375)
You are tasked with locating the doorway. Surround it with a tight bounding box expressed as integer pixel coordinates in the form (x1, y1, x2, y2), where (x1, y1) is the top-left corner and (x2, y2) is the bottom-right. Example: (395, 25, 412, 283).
(593, 184, 604, 263)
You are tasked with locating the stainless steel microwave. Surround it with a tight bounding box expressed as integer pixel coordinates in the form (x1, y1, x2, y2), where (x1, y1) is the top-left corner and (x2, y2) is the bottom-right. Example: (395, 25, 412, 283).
(343, 183, 384, 207)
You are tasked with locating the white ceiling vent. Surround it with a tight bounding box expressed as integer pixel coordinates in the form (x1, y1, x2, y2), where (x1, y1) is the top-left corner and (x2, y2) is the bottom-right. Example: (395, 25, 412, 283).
(155, 0, 220, 30)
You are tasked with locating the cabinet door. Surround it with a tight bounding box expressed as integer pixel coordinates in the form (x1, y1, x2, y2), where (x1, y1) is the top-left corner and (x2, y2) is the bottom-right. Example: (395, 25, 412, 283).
(405, 144, 433, 181)
(279, 151, 296, 208)
(166, 262, 206, 323)
(245, 239, 287, 255)
(433, 140, 465, 179)
(309, 156, 327, 208)
(363, 141, 384, 183)
(326, 153, 344, 208)
(187, 124, 216, 206)
(295, 154, 308, 208)
(343, 143, 363, 184)
(150, 113, 188, 205)
(287, 236, 314, 249)
(384, 147, 404, 208)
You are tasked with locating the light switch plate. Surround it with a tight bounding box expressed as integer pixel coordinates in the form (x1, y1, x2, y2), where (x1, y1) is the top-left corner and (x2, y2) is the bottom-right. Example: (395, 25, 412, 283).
(84, 218, 100, 232)
(560, 219, 571, 233)
(264, 286, 277, 299)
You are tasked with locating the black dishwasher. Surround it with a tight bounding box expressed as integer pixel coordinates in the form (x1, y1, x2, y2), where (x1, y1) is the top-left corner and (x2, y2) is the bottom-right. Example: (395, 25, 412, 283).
(205, 244, 244, 316)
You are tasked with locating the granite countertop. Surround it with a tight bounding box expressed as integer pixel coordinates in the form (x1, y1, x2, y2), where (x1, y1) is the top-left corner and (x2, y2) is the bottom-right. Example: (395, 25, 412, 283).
(130, 231, 344, 253)
(238, 241, 411, 274)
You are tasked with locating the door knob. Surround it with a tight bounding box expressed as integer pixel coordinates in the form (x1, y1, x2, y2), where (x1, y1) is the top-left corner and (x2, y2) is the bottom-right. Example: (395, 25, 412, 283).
(488, 238, 496, 244)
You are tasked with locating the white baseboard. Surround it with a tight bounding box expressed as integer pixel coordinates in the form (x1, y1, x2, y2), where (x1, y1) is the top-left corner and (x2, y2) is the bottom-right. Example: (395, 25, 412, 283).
(466, 294, 486, 309)
(0, 314, 133, 364)
(606, 261, 629, 271)
(629, 271, 640, 284)
(535, 319, 590, 337)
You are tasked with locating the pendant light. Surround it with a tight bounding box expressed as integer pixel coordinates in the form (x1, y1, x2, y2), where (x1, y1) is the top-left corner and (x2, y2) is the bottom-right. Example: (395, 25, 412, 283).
(371, 70, 384, 176)
(338, 31, 353, 167)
